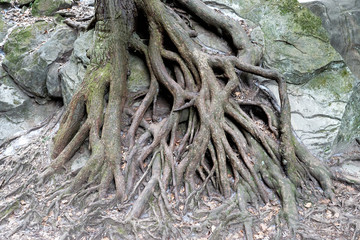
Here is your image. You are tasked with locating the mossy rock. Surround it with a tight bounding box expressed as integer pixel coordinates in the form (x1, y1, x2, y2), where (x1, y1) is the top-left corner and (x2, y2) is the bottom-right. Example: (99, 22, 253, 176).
(31, 0, 73, 16)
(210, 0, 341, 84)
(2, 22, 76, 97)
(333, 84, 360, 153)
(16, 0, 35, 6)
(127, 55, 150, 93)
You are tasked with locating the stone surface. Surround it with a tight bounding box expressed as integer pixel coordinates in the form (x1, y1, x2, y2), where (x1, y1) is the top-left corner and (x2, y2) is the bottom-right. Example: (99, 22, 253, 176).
(0, 66, 60, 146)
(302, 0, 360, 80)
(263, 63, 356, 158)
(81, 0, 94, 6)
(0, 100, 60, 146)
(0, 13, 13, 53)
(2, 22, 76, 98)
(0, 67, 29, 112)
(211, 0, 358, 158)
(209, 0, 342, 84)
(60, 30, 93, 105)
(332, 84, 360, 153)
(127, 55, 150, 93)
(46, 62, 62, 98)
(32, 0, 73, 16)
(16, 0, 35, 6)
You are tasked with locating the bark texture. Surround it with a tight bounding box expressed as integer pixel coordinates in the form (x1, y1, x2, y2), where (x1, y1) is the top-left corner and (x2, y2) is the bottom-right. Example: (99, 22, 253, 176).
(1, 0, 335, 239)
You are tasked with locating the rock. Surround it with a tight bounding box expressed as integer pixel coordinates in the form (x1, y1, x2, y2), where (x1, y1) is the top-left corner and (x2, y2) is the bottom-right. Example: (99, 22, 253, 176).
(302, 0, 360, 80)
(16, 0, 35, 6)
(32, 0, 73, 16)
(210, 0, 342, 84)
(70, 144, 91, 172)
(209, 0, 358, 158)
(60, 30, 151, 105)
(0, 99, 61, 146)
(192, 21, 232, 54)
(2, 22, 76, 98)
(333, 84, 360, 153)
(46, 62, 62, 98)
(0, 0, 11, 5)
(127, 55, 150, 93)
(0, 67, 29, 112)
(0, 68, 60, 146)
(60, 30, 93, 105)
(81, 0, 94, 7)
(263, 63, 356, 158)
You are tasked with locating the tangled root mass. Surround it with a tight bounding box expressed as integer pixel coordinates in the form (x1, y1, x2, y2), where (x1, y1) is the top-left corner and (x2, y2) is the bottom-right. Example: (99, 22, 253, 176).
(1, 0, 335, 238)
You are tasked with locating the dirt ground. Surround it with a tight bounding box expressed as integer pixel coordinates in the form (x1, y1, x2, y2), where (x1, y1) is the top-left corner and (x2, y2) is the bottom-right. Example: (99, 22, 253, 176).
(1, 107, 360, 240)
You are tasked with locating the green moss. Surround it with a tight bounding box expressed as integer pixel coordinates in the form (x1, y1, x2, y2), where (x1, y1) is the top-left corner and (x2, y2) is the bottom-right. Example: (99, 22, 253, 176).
(32, 0, 72, 16)
(276, 0, 327, 39)
(306, 66, 354, 101)
(4, 21, 51, 64)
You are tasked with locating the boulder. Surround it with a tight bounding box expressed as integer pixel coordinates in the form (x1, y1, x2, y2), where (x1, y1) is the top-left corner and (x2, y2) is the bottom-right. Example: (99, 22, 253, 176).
(209, 0, 342, 84)
(16, 0, 35, 6)
(0, 12, 14, 45)
(60, 30, 151, 105)
(0, 0, 11, 4)
(81, 0, 94, 7)
(46, 62, 62, 98)
(210, 0, 358, 158)
(0, 66, 60, 146)
(302, 0, 360, 80)
(60, 30, 94, 105)
(31, 0, 73, 16)
(0, 67, 29, 112)
(333, 84, 360, 153)
(2, 21, 76, 98)
(127, 55, 150, 93)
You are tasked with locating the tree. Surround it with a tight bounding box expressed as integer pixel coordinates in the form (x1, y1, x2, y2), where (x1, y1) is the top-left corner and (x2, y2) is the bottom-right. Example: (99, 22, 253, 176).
(2, 0, 335, 238)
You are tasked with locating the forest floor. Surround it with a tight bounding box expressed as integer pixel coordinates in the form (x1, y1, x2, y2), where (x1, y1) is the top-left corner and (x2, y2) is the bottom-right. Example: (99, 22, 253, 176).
(1, 107, 360, 240)
(1, 2, 360, 240)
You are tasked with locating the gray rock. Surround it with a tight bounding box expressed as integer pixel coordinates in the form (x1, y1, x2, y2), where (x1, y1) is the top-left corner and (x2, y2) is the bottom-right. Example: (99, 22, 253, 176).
(16, 0, 34, 6)
(60, 60, 86, 105)
(46, 63, 62, 98)
(209, 0, 342, 84)
(263, 63, 356, 158)
(60, 30, 151, 105)
(209, 0, 359, 158)
(60, 30, 94, 105)
(0, 66, 60, 146)
(81, 0, 94, 7)
(333, 84, 360, 153)
(127, 55, 150, 93)
(192, 21, 232, 54)
(302, 0, 360, 80)
(0, 100, 60, 146)
(32, 0, 73, 16)
(0, 67, 29, 112)
(2, 22, 76, 98)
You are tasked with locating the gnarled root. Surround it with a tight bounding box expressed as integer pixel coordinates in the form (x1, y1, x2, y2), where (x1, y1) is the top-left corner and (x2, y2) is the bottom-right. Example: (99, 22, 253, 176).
(1, 0, 334, 239)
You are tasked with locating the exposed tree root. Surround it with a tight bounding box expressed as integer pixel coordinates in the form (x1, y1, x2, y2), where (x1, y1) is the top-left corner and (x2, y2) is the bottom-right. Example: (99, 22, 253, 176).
(0, 0, 336, 239)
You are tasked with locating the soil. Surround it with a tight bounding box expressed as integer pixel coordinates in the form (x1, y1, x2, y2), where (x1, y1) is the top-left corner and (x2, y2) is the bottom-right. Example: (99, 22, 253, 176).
(1, 109, 360, 239)
(1, 2, 360, 240)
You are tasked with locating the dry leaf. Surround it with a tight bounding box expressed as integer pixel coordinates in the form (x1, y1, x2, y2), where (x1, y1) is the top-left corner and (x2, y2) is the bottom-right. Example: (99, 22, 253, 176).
(304, 202, 312, 208)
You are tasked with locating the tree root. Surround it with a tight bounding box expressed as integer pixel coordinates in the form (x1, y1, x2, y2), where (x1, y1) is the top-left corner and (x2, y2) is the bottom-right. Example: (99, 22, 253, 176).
(0, 0, 336, 239)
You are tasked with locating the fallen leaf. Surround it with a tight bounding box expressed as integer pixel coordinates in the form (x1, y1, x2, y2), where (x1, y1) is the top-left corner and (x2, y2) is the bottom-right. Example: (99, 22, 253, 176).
(304, 202, 312, 208)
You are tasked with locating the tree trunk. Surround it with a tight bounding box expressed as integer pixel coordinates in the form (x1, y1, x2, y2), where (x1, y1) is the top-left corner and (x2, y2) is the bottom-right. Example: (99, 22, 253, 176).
(4, 0, 335, 239)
